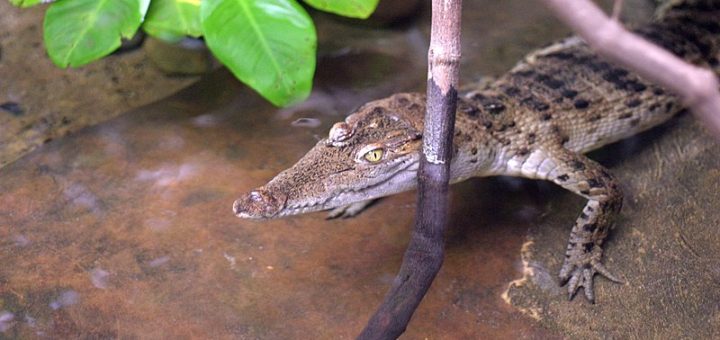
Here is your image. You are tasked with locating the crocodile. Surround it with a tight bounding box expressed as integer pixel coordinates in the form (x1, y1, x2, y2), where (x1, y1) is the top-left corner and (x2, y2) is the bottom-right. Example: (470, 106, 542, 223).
(233, 0, 720, 302)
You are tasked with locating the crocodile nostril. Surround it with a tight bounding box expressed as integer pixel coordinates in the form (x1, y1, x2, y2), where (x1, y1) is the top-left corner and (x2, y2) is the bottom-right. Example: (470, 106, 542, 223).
(233, 188, 287, 219)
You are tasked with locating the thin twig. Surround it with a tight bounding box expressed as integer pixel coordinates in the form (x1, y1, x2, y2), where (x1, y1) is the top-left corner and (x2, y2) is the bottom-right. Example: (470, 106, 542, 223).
(611, 0, 624, 21)
(539, 0, 720, 137)
(357, 0, 463, 339)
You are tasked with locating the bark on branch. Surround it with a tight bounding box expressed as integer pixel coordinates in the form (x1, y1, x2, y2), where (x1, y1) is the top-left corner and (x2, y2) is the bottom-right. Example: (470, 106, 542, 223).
(357, 0, 462, 339)
(539, 0, 720, 136)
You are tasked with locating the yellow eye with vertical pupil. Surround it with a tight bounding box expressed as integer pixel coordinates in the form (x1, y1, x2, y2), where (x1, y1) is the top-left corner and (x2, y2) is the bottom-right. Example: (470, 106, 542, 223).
(364, 149, 384, 163)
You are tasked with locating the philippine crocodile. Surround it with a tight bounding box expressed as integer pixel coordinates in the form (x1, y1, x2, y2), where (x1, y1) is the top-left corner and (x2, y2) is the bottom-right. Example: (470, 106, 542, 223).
(233, 0, 720, 302)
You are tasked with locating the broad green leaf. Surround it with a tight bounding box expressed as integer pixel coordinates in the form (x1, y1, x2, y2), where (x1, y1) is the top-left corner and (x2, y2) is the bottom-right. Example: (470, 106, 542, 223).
(201, 0, 317, 107)
(43, 0, 151, 67)
(143, 0, 202, 41)
(9, 0, 45, 8)
(303, 0, 379, 19)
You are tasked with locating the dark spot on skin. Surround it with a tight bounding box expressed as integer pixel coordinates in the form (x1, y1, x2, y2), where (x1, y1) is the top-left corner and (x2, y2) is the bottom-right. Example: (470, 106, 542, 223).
(557, 174, 570, 181)
(517, 148, 530, 156)
(588, 114, 602, 122)
(397, 97, 410, 106)
(583, 223, 598, 232)
(545, 51, 575, 60)
(536, 73, 564, 89)
(471, 147, 478, 155)
(522, 96, 550, 111)
(508, 121, 516, 128)
(560, 135, 570, 144)
(580, 212, 588, 219)
(583, 242, 594, 252)
(562, 89, 578, 99)
(625, 99, 642, 108)
(514, 70, 535, 78)
(571, 160, 586, 170)
(630, 118, 641, 127)
(649, 103, 660, 111)
(587, 61, 611, 72)
(574, 99, 590, 109)
(665, 102, 674, 111)
(587, 179, 603, 188)
(541, 113, 552, 121)
(463, 106, 479, 117)
(371, 107, 386, 115)
(455, 130, 462, 136)
(608, 68, 629, 77)
(482, 120, 493, 129)
(470, 159, 478, 163)
(628, 81, 647, 92)
(471, 93, 486, 101)
(544, 78, 564, 89)
(619, 112, 633, 119)
(587, 206, 594, 212)
(653, 88, 665, 95)
(504, 86, 522, 97)
(527, 133, 536, 144)
(697, 20, 720, 33)
(484, 102, 506, 115)
(0, 101, 24, 116)
(408, 103, 420, 111)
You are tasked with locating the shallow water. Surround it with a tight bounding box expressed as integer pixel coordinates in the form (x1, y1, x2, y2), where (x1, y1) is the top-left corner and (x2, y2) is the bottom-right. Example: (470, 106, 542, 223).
(6, 0, 706, 338)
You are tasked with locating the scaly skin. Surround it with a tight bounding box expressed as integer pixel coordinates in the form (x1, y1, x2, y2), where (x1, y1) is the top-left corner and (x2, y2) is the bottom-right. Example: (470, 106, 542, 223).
(233, 1, 720, 302)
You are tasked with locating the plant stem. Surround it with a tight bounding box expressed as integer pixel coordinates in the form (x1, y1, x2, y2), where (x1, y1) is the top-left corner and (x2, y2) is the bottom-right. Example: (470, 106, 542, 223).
(357, 0, 462, 339)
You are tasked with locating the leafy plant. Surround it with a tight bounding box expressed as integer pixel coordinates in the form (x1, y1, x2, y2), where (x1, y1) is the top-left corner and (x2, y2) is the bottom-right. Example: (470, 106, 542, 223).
(9, 0, 380, 106)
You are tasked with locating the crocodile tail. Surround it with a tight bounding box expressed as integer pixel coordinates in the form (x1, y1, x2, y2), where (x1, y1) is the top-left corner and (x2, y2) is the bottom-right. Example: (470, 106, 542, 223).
(641, 0, 720, 68)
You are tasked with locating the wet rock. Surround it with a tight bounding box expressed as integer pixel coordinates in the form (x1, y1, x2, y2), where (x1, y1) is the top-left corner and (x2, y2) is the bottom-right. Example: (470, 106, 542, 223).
(145, 37, 215, 76)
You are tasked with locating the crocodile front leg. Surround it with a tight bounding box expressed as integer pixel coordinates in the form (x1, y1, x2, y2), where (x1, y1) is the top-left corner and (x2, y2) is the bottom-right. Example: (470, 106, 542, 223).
(507, 146, 624, 303)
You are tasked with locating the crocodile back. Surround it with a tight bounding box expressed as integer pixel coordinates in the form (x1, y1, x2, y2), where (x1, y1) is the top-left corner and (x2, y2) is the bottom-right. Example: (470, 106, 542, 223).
(457, 1, 720, 156)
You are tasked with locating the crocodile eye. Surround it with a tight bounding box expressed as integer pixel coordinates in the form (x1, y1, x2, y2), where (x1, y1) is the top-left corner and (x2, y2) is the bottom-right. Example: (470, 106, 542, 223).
(363, 149, 384, 163)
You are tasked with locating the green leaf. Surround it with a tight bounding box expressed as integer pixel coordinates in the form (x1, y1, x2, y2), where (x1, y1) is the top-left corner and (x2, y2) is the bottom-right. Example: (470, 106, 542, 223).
(201, 0, 317, 107)
(143, 0, 202, 41)
(9, 0, 45, 8)
(43, 0, 151, 67)
(303, 0, 379, 19)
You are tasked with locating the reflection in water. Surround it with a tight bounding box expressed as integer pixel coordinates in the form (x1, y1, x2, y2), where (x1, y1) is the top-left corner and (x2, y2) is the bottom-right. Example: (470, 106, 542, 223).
(291, 117, 323, 128)
(0, 311, 14, 333)
(89, 268, 110, 290)
(49, 290, 80, 310)
(136, 163, 198, 187)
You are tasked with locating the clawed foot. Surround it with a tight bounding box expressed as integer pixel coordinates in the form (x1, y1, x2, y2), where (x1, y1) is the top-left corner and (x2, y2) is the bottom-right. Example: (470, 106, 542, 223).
(559, 248, 623, 303)
(326, 199, 376, 219)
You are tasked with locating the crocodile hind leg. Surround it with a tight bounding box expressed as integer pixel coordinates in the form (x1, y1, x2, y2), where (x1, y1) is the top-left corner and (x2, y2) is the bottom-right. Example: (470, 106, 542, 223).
(511, 146, 624, 302)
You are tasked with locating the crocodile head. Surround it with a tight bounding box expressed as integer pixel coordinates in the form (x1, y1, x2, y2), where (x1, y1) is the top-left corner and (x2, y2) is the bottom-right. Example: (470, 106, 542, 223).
(233, 93, 426, 219)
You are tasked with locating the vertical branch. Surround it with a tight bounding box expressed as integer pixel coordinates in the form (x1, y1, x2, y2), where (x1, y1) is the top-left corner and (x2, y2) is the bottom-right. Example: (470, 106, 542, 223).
(357, 0, 463, 339)
(538, 0, 720, 136)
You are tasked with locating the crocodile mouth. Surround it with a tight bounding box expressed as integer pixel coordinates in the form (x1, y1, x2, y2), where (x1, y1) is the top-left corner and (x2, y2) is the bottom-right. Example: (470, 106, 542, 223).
(233, 159, 419, 219)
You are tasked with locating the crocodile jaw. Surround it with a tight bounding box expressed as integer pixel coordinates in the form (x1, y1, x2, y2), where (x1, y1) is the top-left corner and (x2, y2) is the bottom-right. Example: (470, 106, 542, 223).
(233, 154, 420, 219)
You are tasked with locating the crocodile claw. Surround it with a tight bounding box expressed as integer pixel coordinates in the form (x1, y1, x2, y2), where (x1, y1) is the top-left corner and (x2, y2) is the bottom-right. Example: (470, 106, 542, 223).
(559, 247, 623, 303)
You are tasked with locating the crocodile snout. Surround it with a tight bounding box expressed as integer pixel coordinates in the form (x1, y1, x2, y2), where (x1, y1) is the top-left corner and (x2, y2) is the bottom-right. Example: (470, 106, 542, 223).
(233, 188, 287, 219)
